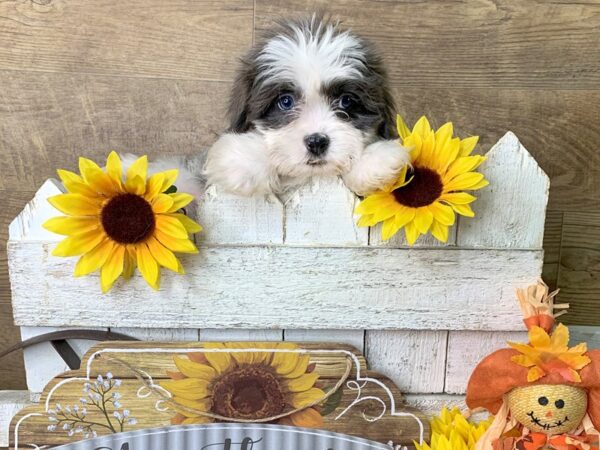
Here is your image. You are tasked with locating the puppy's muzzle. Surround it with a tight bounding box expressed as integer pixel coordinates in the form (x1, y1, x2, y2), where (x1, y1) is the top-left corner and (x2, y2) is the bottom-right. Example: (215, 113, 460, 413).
(304, 133, 330, 158)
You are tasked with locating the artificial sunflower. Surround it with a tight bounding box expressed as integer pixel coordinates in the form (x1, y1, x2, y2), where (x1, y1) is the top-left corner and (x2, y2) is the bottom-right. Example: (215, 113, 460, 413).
(161, 343, 326, 428)
(415, 407, 492, 450)
(356, 115, 488, 245)
(508, 324, 591, 383)
(43, 152, 202, 292)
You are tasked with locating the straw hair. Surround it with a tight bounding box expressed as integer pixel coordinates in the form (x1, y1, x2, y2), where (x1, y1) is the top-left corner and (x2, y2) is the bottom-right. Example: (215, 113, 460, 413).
(516, 279, 568, 331)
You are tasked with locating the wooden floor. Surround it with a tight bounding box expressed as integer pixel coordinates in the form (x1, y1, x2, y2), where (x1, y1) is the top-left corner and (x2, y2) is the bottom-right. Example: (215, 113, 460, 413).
(1, 0, 599, 389)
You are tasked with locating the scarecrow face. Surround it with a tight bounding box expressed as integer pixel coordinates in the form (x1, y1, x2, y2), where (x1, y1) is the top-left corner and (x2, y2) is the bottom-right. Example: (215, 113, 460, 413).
(507, 384, 587, 435)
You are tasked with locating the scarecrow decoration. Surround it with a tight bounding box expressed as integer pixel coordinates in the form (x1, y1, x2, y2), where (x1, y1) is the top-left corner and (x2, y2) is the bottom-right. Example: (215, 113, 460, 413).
(466, 281, 600, 450)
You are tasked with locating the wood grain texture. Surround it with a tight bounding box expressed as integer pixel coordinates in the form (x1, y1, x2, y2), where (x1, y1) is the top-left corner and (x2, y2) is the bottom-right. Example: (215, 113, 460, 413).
(9, 242, 543, 330)
(284, 330, 365, 352)
(444, 331, 527, 394)
(0, 71, 230, 191)
(365, 331, 448, 394)
(0, 0, 253, 80)
(10, 342, 428, 448)
(542, 210, 564, 290)
(199, 329, 283, 341)
(559, 211, 600, 326)
(458, 132, 549, 248)
(255, 0, 600, 89)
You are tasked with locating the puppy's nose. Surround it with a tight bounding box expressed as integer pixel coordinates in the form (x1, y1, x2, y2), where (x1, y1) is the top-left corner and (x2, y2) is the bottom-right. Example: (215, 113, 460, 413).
(304, 133, 330, 157)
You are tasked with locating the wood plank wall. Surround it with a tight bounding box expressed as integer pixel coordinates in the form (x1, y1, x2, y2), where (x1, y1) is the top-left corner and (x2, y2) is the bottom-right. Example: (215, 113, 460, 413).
(1, 0, 599, 389)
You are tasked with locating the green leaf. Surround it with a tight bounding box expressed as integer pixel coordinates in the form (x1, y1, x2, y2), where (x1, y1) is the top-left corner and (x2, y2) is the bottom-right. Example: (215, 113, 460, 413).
(165, 185, 178, 194)
(320, 386, 343, 416)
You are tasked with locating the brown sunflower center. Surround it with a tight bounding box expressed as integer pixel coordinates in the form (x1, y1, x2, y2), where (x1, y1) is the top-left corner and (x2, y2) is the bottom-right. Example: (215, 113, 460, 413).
(101, 194, 155, 244)
(393, 166, 443, 208)
(211, 366, 285, 420)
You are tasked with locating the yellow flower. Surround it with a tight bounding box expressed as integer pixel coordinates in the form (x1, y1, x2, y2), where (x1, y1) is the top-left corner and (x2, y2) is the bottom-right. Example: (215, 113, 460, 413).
(161, 343, 326, 428)
(43, 152, 202, 292)
(356, 115, 488, 245)
(508, 323, 591, 383)
(415, 407, 492, 450)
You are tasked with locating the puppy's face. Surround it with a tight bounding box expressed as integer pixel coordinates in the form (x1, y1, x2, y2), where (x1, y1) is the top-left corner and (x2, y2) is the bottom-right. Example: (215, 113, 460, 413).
(229, 17, 396, 181)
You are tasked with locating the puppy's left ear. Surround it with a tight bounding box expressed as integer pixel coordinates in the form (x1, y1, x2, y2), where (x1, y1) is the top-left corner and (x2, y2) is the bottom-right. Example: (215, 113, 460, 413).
(227, 54, 257, 133)
(377, 86, 398, 140)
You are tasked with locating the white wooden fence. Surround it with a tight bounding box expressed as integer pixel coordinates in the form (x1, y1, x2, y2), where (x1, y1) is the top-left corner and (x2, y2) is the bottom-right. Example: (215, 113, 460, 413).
(7, 131, 547, 406)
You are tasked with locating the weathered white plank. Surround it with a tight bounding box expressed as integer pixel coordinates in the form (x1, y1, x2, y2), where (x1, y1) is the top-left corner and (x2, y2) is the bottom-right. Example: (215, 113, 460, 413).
(444, 330, 527, 394)
(284, 177, 368, 245)
(458, 132, 549, 248)
(370, 222, 457, 247)
(284, 330, 364, 352)
(111, 328, 199, 341)
(8, 178, 64, 241)
(9, 243, 542, 330)
(0, 391, 32, 448)
(366, 331, 448, 393)
(20, 326, 105, 393)
(199, 329, 283, 341)
(403, 394, 490, 421)
(195, 185, 284, 244)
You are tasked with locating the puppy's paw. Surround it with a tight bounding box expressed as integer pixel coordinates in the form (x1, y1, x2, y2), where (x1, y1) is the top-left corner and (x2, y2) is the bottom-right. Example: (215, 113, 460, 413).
(204, 132, 277, 197)
(342, 140, 410, 196)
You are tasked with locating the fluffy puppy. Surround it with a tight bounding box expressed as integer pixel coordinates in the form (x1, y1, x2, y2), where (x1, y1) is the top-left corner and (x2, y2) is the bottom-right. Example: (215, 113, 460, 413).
(204, 15, 409, 197)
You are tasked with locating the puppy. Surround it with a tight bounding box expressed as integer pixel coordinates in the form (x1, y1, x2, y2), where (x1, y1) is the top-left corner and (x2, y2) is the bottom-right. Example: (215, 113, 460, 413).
(139, 15, 409, 198)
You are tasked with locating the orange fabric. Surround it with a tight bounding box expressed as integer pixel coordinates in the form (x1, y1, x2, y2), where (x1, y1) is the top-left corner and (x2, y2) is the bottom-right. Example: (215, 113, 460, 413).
(493, 432, 600, 450)
(466, 350, 600, 430)
(524, 315, 555, 332)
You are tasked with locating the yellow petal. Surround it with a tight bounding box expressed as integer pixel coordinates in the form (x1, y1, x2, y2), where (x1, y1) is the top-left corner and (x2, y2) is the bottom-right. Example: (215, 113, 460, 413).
(172, 396, 212, 417)
(57, 169, 99, 197)
(430, 220, 449, 243)
(354, 192, 393, 215)
(443, 172, 486, 192)
(405, 221, 420, 245)
(100, 245, 125, 293)
(122, 246, 137, 279)
(172, 213, 203, 234)
(125, 155, 148, 184)
(549, 323, 569, 349)
(439, 192, 476, 205)
(43, 216, 100, 236)
(511, 354, 535, 368)
(52, 229, 105, 257)
(443, 156, 486, 182)
(291, 387, 326, 408)
(168, 193, 195, 212)
(451, 203, 475, 217)
(145, 173, 165, 201)
(182, 416, 212, 424)
(459, 135, 479, 156)
(155, 230, 199, 254)
(173, 356, 217, 380)
(413, 207, 434, 234)
(285, 372, 319, 392)
(147, 236, 181, 273)
(106, 151, 123, 184)
(283, 354, 311, 379)
(412, 115, 432, 138)
(48, 194, 101, 216)
(152, 194, 175, 214)
(137, 243, 160, 290)
(203, 343, 233, 374)
(161, 169, 179, 192)
(74, 239, 114, 276)
(396, 114, 411, 141)
(160, 378, 210, 400)
(156, 214, 189, 239)
(125, 174, 146, 196)
(381, 217, 402, 241)
(428, 202, 455, 226)
(82, 166, 120, 196)
(434, 122, 453, 153)
(273, 352, 301, 376)
(79, 157, 102, 175)
(527, 366, 546, 382)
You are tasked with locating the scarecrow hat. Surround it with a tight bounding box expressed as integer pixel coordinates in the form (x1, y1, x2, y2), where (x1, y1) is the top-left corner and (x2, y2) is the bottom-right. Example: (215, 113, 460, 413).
(465, 281, 600, 430)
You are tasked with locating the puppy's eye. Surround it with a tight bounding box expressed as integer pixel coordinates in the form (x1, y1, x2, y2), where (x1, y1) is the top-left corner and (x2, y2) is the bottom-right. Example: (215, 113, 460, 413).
(339, 94, 355, 109)
(277, 94, 295, 111)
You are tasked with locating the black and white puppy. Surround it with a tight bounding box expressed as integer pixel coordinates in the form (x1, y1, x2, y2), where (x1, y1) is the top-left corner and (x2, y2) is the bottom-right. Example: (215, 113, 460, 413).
(134, 15, 409, 198)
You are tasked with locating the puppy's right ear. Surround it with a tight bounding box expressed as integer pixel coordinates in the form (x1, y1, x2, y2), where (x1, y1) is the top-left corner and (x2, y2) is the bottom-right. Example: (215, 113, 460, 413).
(227, 57, 256, 133)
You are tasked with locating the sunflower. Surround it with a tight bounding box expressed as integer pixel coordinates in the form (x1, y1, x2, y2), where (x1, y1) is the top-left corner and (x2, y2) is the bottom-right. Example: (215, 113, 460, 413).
(43, 152, 202, 292)
(415, 407, 492, 450)
(161, 343, 326, 428)
(356, 115, 488, 245)
(508, 324, 591, 383)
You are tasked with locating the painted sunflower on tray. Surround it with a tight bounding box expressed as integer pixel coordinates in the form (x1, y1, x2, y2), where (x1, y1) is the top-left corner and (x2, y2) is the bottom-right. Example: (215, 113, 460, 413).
(43, 152, 202, 292)
(356, 115, 488, 245)
(161, 343, 326, 428)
